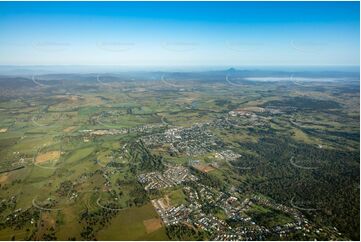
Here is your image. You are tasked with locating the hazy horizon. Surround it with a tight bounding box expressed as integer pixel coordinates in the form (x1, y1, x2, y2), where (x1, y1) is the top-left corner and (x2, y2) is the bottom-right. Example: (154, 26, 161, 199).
(0, 64, 359, 75)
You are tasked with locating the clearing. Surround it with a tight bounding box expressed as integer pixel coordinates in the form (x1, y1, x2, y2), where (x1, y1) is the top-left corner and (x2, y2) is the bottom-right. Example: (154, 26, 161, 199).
(35, 151, 61, 164)
(193, 163, 215, 173)
(143, 218, 163, 233)
(63, 126, 76, 132)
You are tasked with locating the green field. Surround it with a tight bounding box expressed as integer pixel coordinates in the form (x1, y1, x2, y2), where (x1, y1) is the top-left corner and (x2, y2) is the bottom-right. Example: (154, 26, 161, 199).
(0, 71, 359, 240)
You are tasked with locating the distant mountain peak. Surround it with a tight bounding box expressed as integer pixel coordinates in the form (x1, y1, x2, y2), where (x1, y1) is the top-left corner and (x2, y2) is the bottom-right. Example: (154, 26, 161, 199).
(226, 68, 237, 72)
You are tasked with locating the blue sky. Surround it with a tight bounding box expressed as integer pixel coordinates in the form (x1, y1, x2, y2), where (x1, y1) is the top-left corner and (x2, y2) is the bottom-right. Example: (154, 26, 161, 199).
(0, 1, 359, 67)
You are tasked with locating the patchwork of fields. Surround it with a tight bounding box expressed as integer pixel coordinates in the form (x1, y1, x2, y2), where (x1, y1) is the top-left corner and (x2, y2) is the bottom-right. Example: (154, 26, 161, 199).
(0, 70, 359, 240)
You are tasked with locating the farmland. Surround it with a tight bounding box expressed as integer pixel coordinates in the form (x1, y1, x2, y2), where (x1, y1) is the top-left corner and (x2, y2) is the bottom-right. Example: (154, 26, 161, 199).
(0, 69, 359, 240)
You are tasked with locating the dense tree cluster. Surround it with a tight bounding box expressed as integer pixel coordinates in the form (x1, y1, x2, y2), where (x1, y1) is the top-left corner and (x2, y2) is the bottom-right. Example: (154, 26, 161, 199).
(0, 207, 40, 230)
(56, 180, 74, 196)
(79, 208, 119, 240)
(166, 223, 206, 240)
(262, 97, 341, 111)
(129, 183, 149, 206)
(235, 136, 359, 240)
(190, 167, 223, 189)
(127, 140, 165, 172)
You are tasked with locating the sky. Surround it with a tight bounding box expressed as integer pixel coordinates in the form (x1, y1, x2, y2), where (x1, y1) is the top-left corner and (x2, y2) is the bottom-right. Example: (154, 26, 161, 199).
(0, 1, 359, 67)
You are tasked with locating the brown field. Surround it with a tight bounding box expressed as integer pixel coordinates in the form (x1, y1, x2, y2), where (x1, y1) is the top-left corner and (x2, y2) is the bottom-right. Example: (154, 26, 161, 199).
(193, 163, 215, 173)
(35, 151, 61, 164)
(143, 218, 163, 233)
(239, 106, 266, 112)
(42, 213, 56, 227)
(0, 173, 9, 183)
(34, 212, 56, 240)
(63, 126, 76, 132)
(54, 94, 82, 102)
(68, 95, 80, 102)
